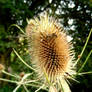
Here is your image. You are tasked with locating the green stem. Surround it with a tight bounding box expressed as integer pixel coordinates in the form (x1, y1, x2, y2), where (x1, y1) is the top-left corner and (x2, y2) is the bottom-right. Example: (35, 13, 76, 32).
(43, 68, 51, 86)
(24, 80, 38, 84)
(78, 50, 92, 73)
(0, 78, 17, 84)
(35, 84, 45, 92)
(78, 71, 92, 75)
(23, 85, 29, 92)
(26, 84, 47, 91)
(73, 28, 92, 67)
(13, 85, 21, 92)
(13, 48, 35, 71)
(2, 70, 20, 79)
(8, 24, 25, 35)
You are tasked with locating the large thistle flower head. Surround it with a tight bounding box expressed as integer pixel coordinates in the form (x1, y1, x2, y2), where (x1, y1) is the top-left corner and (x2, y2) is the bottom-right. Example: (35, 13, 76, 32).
(26, 12, 75, 83)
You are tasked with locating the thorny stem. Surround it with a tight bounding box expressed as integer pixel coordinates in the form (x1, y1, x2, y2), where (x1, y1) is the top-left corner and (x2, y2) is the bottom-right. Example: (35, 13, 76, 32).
(13, 48, 36, 71)
(73, 28, 92, 67)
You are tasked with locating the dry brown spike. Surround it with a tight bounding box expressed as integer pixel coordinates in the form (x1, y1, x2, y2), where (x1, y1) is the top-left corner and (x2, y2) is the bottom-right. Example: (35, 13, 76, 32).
(26, 12, 75, 83)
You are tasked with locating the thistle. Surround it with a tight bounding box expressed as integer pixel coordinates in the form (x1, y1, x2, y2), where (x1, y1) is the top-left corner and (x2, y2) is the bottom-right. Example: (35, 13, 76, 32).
(26, 12, 75, 91)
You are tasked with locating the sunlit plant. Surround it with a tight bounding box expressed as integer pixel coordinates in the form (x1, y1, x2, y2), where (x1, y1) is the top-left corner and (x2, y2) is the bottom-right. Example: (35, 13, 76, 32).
(0, 12, 92, 92)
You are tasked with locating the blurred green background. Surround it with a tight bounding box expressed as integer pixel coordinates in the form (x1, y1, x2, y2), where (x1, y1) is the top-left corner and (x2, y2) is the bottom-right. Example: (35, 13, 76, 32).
(0, 0, 92, 92)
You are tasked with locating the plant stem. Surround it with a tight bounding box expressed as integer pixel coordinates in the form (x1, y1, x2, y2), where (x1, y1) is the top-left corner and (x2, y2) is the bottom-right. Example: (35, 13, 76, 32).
(13, 85, 21, 92)
(0, 78, 17, 84)
(8, 24, 25, 35)
(13, 48, 36, 71)
(23, 85, 29, 92)
(35, 84, 45, 92)
(24, 80, 38, 84)
(73, 28, 92, 67)
(78, 50, 92, 73)
(78, 71, 92, 75)
(43, 68, 51, 86)
(2, 70, 20, 79)
(26, 84, 47, 91)
(59, 79, 64, 92)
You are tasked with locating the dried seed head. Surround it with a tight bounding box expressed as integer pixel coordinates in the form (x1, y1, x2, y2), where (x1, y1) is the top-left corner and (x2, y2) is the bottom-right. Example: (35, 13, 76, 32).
(26, 12, 75, 82)
(20, 72, 25, 78)
(0, 64, 5, 71)
(78, 55, 81, 58)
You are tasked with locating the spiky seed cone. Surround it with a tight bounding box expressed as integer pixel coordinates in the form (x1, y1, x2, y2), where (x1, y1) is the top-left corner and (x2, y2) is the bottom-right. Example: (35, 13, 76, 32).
(26, 13, 75, 82)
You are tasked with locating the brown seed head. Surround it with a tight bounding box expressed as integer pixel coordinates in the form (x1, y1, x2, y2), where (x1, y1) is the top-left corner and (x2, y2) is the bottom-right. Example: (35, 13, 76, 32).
(26, 13, 75, 82)
(0, 64, 5, 71)
(20, 72, 25, 78)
